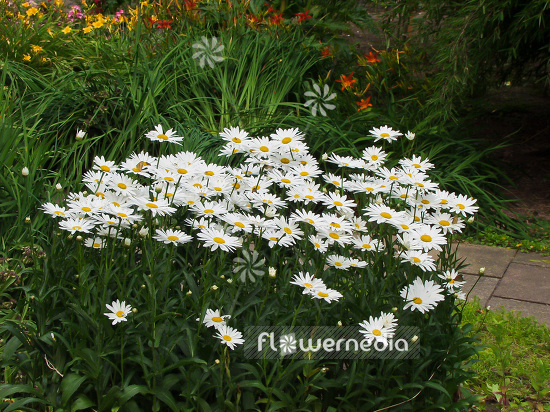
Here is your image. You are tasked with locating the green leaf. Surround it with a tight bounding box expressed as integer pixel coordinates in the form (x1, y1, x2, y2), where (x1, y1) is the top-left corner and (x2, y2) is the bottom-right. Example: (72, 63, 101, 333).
(61, 374, 88, 406)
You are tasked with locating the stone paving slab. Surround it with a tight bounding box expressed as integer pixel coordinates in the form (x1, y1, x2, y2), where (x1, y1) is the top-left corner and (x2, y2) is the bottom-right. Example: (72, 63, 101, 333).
(493, 263, 550, 304)
(487, 297, 550, 327)
(456, 244, 517, 278)
(513, 252, 550, 268)
(462, 274, 499, 308)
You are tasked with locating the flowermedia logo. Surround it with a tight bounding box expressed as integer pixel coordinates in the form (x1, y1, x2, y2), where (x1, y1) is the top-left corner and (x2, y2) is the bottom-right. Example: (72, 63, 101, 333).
(244, 326, 420, 359)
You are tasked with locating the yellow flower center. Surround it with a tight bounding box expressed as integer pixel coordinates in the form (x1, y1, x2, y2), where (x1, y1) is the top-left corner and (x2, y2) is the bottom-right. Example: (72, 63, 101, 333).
(380, 133, 390, 138)
(146, 203, 158, 209)
(412, 257, 421, 263)
(363, 244, 371, 249)
(233, 182, 241, 189)
(117, 212, 127, 217)
(380, 212, 392, 219)
(100, 165, 110, 172)
(300, 171, 309, 177)
(314, 242, 321, 248)
(334, 201, 343, 207)
(164, 177, 174, 182)
(280, 158, 290, 164)
(212, 316, 223, 322)
(421, 199, 430, 204)
(401, 224, 410, 230)
(204, 209, 214, 214)
(332, 181, 340, 186)
(54, 211, 64, 216)
(93, 242, 101, 248)
(157, 134, 169, 140)
(82, 207, 92, 212)
(260, 146, 269, 152)
(113, 202, 120, 207)
(281, 178, 291, 184)
(177, 168, 188, 174)
(213, 237, 225, 244)
(304, 282, 313, 288)
(389, 176, 398, 181)
(116, 310, 125, 317)
(205, 171, 214, 176)
(412, 163, 421, 168)
(413, 297, 423, 304)
(72, 226, 81, 230)
(457, 204, 465, 209)
(167, 236, 179, 241)
(318, 292, 329, 298)
(334, 262, 342, 267)
(415, 182, 425, 188)
(420, 235, 432, 242)
(282, 137, 292, 144)
(372, 329, 382, 336)
(330, 222, 341, 228)
(449, 279, 455, 283)
(214, 187, 222, 192)
(235, 222, 245, 228)
(284, 227, 292, 234)
(329, 232, 339, 239)
(439, 220, 450, 226)
(440, 199, 448, 205)
(371, 155, 378, 161)
(232, 137, 241, 143)
(223, 335, 232, 341)
(118, 183, 127, 189)
(306, 219, 314, 224)
(305, 195, 314, 200)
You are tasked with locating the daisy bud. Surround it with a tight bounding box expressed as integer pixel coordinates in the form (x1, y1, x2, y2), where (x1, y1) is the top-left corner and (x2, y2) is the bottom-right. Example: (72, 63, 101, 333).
(321, 153, 328, 161)
(155, 185, 163, 193)
(215, 359, 220, 364)
(268, 267, 276, 277)
(82, 190, 88, 196)
(55, 183, 62, 191)
(227, 278, 233, 284)
(132, 308, 138, 313)
(139, 227, 149, 238)
(479, 267, 485, 275)
(467, 216, 475, 224)
(186, 290, 192, 295)
(337, 321, 342, 327)
(211, 285, 218, 291)
(50, 332, 56, 342)
(76, 129, 86, 141)
(132, 224, 138, 229)
(392, 307, 398, 312)
(321, 367, 328, 373)
(75, 275, 79, 279)
(405, 131, 415, 141)
(24, 216, 31, 224)
(411, 335, 419, 343)
(21, 167, 29, 177)
(220, 275, 225, 279)
(141, 284, 146, 289)
(76, 235, 83, 242)
(67, 235, 73, 240)
(124, 238, 131, 247)
(486, 305, 491, 311)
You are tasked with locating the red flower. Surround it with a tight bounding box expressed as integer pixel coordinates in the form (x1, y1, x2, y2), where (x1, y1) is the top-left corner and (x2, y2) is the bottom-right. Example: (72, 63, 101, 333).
(357, 97, 373, 111)
(183, 0, 197, 10)
(295, 9, 311, 23)
(335, 72, 357, 91)
(320, 45, 332, 58)
(269, 12, 284, 25)
(155, 20, 173, 29)
(364, 51, 380, 64)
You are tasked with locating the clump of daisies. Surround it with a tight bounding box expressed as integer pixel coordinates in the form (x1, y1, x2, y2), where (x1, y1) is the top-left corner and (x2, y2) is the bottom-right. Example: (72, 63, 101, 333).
(197, 308, 244, 350)
(42, 123, 478, 348)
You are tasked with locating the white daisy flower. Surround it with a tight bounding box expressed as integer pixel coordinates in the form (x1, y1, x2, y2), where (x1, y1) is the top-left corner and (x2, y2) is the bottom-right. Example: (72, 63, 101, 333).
(359, 315, 396, 344)
(145, 124, 184, 145)
(438, 269, 465, 291)
(153, 228, 193, 245)
(326, 254, 352, 270)
(197, 308, 230, 329)
(399, 249, 436, 272)
(369, 125, 402, 143)
(400, 278, 445, 313)
(214, 325, 245, 350)
(104, 299, 132, 325)
(310, 288, 343, 303)
(290, 272, 326, 294)
(84, 237, 106, 249)
(197, 227, 242, 252)
(41, 202, 67, 218)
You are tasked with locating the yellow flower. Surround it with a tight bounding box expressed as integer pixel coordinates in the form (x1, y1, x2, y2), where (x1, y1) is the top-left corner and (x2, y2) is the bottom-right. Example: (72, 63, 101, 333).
(23, 54, 31, 61)
(23, 2, 30, 7)
(61, 26, 72, 34)
(47, 27, 54, 37)
(92, 20, 103, 29)
(83, 26, 93, 33)
(31, 45, 43, 53)
(55, 0, 64, 6)
(26, 7, 39, 16)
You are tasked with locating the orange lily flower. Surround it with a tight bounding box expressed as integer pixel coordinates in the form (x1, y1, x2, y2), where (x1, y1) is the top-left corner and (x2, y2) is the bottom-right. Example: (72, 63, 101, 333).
(357, 97, 373, 111)
(336, 72, 356, 91)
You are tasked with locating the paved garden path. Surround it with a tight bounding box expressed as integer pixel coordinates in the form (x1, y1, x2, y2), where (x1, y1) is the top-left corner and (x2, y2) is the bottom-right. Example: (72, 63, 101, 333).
(458, 243, 550, 326)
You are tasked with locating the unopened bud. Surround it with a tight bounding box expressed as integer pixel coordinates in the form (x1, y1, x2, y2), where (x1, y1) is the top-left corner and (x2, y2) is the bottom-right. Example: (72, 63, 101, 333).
(411, 335, 418, 343)
(321, 153, 328, 161)
(132, 308, 138, 313)
(227, 278, 233, 284)
(337, 321, 342, 327)
(405, 131, 415, 141)
(24, 216, 31, 224)
(186, 290, 192, 295)
(76, 235, 83, 241)
(211, 285, 218, 291)
(22, 167, 29, 177)
(76, 129, 86, 141)
(479, 267, 485, 275)
(467, 216, 475, 224)
(214, 359, 220, 364)
(124, 238, 131, 247)
(139, 227, 148, 238)
(56, 183, 62, 191)
(268, 267, 276, 277)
